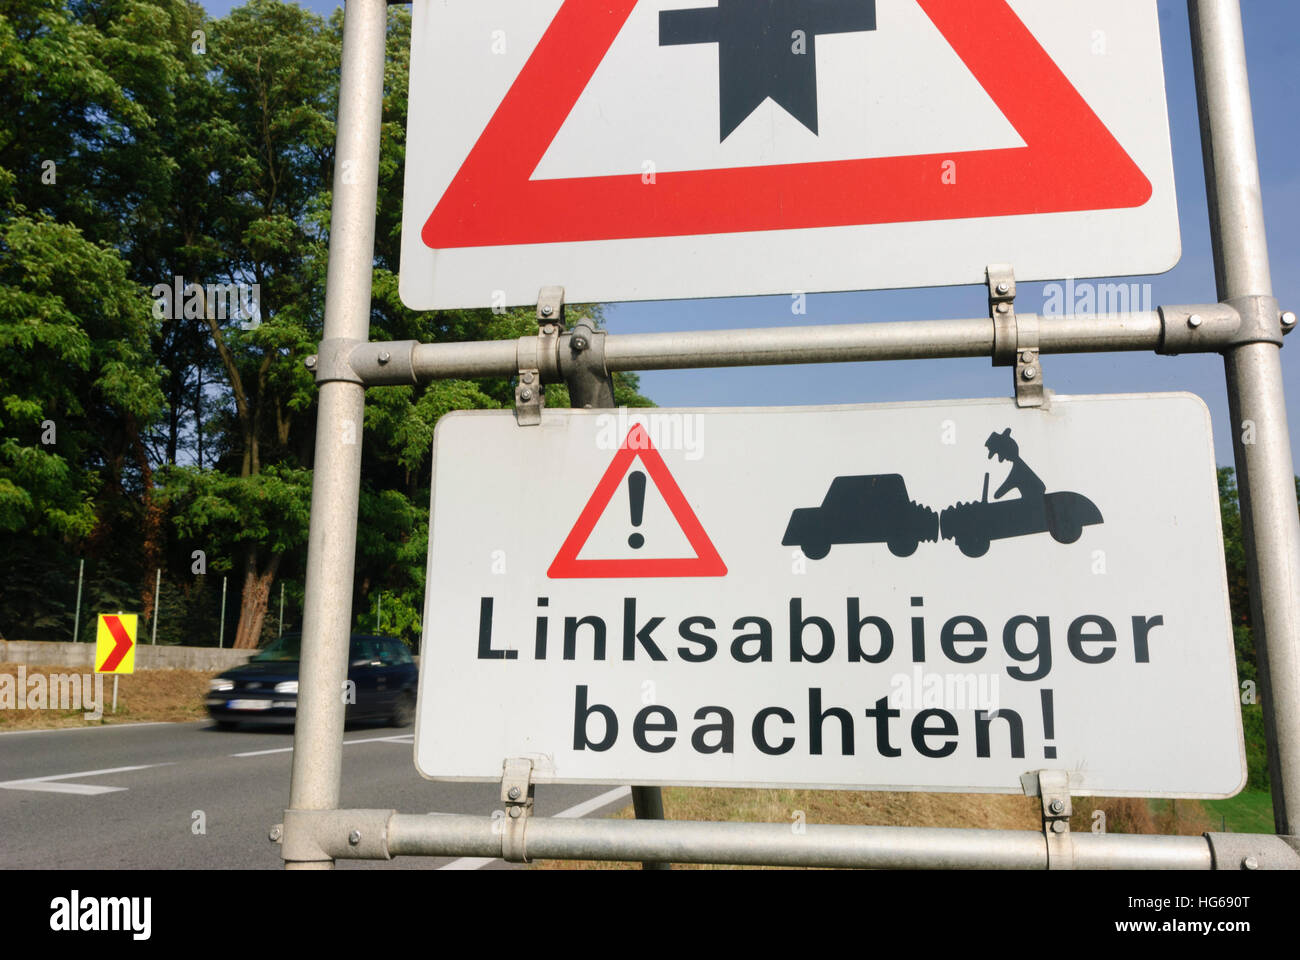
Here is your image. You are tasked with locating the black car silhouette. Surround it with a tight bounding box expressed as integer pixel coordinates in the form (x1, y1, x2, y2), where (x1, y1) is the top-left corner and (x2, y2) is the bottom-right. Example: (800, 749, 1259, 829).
(781, 474, 939, 559)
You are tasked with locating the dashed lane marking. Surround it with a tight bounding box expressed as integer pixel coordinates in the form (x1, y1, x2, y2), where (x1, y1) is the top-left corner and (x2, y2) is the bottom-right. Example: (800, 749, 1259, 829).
(231, 733, 414, 758)
(0, 763, 172, 795)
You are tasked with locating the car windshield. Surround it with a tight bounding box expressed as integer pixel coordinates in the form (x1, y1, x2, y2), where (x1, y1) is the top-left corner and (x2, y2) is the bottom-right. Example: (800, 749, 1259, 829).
(252, 633, 302, 662)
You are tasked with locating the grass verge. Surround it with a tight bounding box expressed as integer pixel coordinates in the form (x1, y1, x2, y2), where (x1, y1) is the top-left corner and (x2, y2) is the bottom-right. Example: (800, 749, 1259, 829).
(1198, 790, 1276, 834)
(0, 662, 216, 730)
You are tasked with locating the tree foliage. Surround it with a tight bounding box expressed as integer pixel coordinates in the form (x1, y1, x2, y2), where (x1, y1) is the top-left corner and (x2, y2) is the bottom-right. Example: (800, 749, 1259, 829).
(0, 0, 651, 647)
(1216, 467, 1300, 790)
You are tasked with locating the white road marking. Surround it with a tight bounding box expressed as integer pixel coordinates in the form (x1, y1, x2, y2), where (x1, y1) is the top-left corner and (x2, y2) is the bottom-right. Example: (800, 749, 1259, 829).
(230, 746, 295, 758)
(554, 786, 634, 821)
(437, 786, 633, 870)
(0, 763, 170, 795)
(232, 733, 414, 758)
(0, 721, 191, 738)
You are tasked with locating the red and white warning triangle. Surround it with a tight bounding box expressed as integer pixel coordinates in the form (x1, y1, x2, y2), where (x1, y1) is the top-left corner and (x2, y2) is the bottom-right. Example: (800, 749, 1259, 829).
(548, 425, 726, 578)
(424, 0, 1151, 249)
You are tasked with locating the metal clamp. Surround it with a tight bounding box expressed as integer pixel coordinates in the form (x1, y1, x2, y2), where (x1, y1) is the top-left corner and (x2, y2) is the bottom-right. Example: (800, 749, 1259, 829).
(988, 265, 1045, 408)
(563, 320, 616, 408)
(988, 264, 1017, 364)
(348, 340, 419, 385)
(1224, 295, 1284, 347)
(1011, 316, 1044, 408)
(500, 758, 535, 863)
(278, 808, 394, 863)
(306, 337, 365, 385)
(1022, 770, 1074, 869)
(1204, 832, 1300, 870)
(1157, 303, 1243, 354)
(537, 285, 565, 326)
(306, 339, 420, 386)
(515, 289, 567, 424)
(514, 359, 543, 425)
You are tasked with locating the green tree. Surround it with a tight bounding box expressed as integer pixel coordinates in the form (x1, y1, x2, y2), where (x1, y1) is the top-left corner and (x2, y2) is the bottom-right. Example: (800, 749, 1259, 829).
(159, 463, 311, 647)
(1217, 466, 1300, 790)
(0, 0, 655, 651)
(0, 213, 164, 640)
(1216, 466, 1253, 681)
(0, 0, 199, 635)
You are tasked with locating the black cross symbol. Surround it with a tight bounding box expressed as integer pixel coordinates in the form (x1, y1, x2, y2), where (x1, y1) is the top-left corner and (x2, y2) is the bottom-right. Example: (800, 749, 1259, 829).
(660, 0, 878, 141)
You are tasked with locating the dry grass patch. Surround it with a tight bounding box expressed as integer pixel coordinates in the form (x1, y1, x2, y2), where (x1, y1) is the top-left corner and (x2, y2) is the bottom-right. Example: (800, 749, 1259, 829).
(1072, 796, 1211, 837)
(0, 662, 217, 730)
(532, 787, 1041, 870)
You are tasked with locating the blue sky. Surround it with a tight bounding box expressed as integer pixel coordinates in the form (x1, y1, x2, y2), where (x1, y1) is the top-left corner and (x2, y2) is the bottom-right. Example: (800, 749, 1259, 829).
(208, 0, 1299, 471)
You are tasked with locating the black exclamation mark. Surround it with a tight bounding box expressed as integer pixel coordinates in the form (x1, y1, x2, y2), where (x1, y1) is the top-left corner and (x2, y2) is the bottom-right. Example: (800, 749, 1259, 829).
(1041, 689, 1057, 759)
(627, 470, 646, 549)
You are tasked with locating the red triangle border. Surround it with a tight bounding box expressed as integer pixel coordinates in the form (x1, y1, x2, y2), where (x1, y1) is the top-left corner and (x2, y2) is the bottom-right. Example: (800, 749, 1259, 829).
(547, 424, 727, 578)
(424, 0, 1152, 249)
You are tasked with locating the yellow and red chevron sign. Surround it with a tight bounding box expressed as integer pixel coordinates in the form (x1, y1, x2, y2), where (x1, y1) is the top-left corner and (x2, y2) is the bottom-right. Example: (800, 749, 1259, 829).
(95, 613, 137, 674)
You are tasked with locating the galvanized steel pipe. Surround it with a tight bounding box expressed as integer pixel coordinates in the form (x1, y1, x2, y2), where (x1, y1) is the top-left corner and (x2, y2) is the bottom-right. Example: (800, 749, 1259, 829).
(378, 813, 1224, 870)
(399, 309, 1242, 384)
(1191, 0, 1300, 836)
(284, 0, 390, 869)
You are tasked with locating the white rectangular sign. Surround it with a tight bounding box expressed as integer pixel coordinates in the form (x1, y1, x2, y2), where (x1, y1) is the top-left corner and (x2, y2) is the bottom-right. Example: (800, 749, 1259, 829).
(415, 395, 1244, 797)
(400, 0, 1179, 308)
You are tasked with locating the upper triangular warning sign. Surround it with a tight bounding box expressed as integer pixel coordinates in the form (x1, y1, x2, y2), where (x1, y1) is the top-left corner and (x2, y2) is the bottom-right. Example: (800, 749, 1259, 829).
(423, 0, 1151, 249)
(548, 424, 726, 578)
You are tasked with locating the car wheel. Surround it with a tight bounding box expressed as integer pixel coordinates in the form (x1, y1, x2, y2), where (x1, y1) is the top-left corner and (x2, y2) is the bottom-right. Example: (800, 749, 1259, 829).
(957, 536, 990, 558)
(801, 543, 830, 561)
(390, 691, 416, 727)
(887, 537, 919, 558)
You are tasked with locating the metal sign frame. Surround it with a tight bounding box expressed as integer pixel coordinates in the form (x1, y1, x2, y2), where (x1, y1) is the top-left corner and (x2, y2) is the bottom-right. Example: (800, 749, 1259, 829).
(275, 0, 1300, 870)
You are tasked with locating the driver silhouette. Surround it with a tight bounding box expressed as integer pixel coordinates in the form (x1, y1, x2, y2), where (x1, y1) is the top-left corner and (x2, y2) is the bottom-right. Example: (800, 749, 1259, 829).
(985, 428, 1045, 501)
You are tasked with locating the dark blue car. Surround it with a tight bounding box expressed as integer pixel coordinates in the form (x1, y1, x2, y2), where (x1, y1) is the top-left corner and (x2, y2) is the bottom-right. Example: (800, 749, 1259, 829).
(206, 632, 417, 729)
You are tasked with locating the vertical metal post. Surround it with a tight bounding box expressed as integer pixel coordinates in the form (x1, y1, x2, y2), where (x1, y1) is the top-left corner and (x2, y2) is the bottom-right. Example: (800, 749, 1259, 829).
(1190, 0, 1300, 835)
(112, 612, 121, 715)
(72, 558, 84, 643)
(283, 0, 388, 869)
(629, 786, 670, 870)
(151, 568, 161, 645)
(279, 583, 285, 638)
(218, 575, 227, 649)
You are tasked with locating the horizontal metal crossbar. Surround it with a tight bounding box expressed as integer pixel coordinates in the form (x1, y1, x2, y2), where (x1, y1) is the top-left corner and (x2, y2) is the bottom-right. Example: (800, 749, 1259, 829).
(276, 807, 1300, 870)
(321, 301, 1293, 388)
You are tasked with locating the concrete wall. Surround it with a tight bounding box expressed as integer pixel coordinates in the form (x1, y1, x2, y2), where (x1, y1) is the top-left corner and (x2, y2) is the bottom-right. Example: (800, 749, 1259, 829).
(0, 641, 254, 672)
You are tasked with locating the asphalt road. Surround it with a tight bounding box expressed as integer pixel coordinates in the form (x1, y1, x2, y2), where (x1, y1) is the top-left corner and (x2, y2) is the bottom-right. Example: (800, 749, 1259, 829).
(0, 719, 632, 870)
